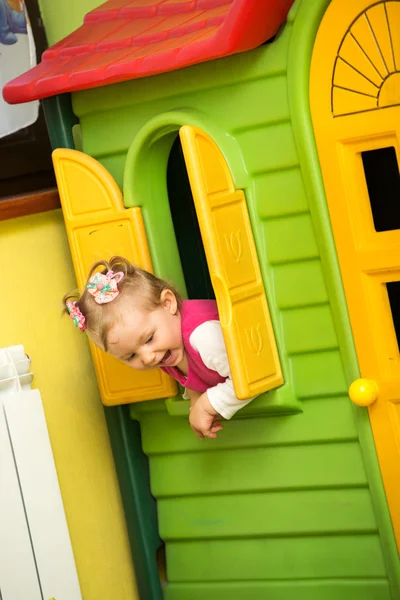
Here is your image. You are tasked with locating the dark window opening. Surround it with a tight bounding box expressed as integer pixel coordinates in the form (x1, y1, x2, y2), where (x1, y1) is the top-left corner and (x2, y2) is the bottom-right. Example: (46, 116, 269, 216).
(361, 146, 400, 232)
(386, 281, 400, 351)
(167, 135, 215, 300)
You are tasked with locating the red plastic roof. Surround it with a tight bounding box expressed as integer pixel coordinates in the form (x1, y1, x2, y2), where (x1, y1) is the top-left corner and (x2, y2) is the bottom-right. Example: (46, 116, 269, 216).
(4, 0, 294, 105)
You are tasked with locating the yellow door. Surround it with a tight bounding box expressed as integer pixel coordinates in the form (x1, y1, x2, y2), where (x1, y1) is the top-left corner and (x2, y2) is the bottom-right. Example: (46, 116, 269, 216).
(180, 126, 283, 400)
(53, 149, 177, 406)
(311, 0, 400, 547)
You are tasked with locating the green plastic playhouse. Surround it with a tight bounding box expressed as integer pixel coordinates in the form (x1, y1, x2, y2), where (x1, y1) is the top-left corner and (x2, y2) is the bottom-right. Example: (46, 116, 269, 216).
(5, 0, 400, 598)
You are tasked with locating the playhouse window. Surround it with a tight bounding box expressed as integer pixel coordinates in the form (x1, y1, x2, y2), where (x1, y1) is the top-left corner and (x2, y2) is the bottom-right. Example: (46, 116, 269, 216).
(386, 281, 400, 352)
(166, 125, 284, 400)
(167, 136, 214, 300)
(361, 146, 400, 233)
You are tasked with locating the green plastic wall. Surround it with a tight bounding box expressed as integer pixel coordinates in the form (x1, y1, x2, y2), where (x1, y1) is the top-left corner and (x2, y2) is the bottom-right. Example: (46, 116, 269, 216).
(70, 0, 400, 598)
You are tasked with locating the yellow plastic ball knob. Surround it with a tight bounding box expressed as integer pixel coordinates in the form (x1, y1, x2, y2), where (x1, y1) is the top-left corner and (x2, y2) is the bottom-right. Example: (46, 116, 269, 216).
(349, 379, 379, 407)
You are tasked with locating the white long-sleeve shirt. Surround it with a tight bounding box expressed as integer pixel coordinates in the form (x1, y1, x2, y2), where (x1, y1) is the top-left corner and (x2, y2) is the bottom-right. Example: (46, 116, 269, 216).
(183, 320, 256, 420)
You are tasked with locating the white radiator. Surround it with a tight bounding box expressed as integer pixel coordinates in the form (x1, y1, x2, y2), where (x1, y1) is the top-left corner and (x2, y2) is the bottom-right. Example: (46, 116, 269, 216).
(0, 345, 82, 600)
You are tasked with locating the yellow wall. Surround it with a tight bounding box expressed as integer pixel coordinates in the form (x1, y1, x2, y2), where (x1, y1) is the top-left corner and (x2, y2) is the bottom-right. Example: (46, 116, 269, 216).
(2, 2, 138, 597)
(0, 210, 138, 599)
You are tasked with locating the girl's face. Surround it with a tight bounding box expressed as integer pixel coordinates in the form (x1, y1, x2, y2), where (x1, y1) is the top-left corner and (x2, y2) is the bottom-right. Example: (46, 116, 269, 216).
(106, 289, 184, 371)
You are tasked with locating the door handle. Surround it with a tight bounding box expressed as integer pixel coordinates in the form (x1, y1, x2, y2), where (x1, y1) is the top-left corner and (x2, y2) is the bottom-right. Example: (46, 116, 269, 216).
(349, 378, 379, 406)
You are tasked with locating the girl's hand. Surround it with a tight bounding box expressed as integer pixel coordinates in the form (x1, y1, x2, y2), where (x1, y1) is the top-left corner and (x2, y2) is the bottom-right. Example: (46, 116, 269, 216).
(189, 392, 224, 440)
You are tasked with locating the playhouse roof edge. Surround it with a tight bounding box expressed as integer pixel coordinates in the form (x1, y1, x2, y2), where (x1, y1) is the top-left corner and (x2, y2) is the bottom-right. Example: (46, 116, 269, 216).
(3, 0, 294, 105)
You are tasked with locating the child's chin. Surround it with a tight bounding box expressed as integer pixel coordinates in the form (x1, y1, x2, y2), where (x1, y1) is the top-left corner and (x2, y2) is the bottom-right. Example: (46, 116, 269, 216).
(170, 357, 181, 368)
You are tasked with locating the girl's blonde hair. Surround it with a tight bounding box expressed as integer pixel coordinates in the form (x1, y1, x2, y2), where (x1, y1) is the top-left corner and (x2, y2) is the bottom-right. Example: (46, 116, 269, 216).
(63, 256, 182, 350)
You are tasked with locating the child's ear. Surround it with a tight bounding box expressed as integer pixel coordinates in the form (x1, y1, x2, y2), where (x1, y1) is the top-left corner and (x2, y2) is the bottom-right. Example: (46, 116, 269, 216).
(160, 289, 178, 315)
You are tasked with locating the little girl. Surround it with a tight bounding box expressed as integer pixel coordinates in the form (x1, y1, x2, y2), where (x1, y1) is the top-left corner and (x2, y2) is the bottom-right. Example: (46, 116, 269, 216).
(64, 256, 255, 439)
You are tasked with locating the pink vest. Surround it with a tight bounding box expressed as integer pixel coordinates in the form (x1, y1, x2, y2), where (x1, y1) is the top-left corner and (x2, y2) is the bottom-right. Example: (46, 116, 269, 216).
(161, 300, 226, 392)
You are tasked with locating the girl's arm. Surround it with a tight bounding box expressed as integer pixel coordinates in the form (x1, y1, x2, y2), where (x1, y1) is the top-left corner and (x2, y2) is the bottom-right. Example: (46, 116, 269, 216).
(187, 321, 257, 438)
(186, 388, 201, 407)
(190, 321, 256, 419)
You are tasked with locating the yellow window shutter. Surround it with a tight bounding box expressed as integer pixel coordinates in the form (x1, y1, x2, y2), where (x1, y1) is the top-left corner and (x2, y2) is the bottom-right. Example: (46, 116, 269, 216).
(179, 126, 283, 399)
(52, 148, 178, 406)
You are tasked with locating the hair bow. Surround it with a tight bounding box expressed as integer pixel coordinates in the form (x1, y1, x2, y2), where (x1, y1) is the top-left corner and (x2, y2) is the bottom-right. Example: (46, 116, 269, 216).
(66, 300, 86, 331)
(86, 270, 124, 304)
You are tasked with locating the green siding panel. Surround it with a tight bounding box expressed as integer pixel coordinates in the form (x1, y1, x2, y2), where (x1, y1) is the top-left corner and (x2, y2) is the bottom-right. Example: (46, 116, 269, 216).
(282, 304, 338, 354)
(97, 152, 126, 190)
(165, 580, 391, 600)
(150, 442, 367, 498)
(159, 489, 376, 540)
(291, 350, 348, 398)
(273, 259, 328, 308)
(265, 214, 319, 264)
(140, 396, 357, 455)
(166, 535, 387, 581)
(209, 76, 291, 132)
(236, 122, 298, 174)
(82, 105, 154, 157)
(254, 167, 309, 218)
